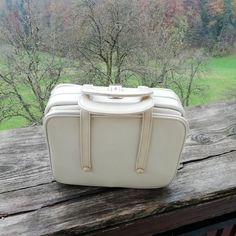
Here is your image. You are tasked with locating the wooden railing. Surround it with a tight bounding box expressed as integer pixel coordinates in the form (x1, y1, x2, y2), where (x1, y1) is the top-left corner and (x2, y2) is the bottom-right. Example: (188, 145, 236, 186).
(0, 100, 235, 235)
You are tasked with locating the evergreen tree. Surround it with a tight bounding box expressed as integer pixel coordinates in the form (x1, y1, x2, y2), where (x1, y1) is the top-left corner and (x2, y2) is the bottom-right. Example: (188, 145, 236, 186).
(17, 0, 29, 37)
(215, 0, 236, 54)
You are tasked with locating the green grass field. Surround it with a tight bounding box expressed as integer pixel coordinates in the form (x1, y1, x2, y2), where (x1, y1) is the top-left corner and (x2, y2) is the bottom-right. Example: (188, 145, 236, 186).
(0, 54, 236, 130)
(189, 55, 236, 105)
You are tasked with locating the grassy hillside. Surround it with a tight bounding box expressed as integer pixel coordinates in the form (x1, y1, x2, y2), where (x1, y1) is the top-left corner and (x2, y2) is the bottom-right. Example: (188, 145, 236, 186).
(0, 54, 236, 130)
(190, 55, 236, 105)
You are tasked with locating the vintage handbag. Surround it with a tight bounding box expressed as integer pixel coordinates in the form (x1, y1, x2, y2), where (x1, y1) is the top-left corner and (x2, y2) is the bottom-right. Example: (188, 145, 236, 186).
(44, 84, 188, 188)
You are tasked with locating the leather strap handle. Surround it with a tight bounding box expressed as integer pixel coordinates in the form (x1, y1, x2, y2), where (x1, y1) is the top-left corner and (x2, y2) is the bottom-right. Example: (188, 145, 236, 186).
(80, 109, 92, 172)
(79, 85, 153, 174)
(135, 109, 153, 174)
(81, 84, 153, 98)
(79, 108, 153, 174)
(78, 94, 154, 115)
(78, 84, 154, 115)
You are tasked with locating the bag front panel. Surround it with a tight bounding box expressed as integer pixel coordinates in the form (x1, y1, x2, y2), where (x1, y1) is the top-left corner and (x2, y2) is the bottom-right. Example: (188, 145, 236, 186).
(45, 113, 187, 188)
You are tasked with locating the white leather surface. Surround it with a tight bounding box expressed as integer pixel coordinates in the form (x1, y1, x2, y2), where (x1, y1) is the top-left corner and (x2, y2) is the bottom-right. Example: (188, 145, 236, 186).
(51, 84, 180, 101)
(44, 84, 188, 188)
(81, 85, 154, 97)
(45, 88, 185, 116)
(78, 95, 154, 114)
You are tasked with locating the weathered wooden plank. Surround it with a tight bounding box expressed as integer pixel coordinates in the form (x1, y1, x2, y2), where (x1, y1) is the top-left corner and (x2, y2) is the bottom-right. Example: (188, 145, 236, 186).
(182, 99, 236, 162)
(88, 195, 236, 236)
(0, 126, 51, 193)
(0, 100, 235, 193)
(0, 100, 235, 235)
(0, 182, 105, 216)
(0, 151, 235, 236)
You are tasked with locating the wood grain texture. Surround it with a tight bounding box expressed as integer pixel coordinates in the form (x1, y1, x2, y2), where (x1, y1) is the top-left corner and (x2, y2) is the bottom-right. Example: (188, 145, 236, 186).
(0, 100, 235, 236)
(89, 195, 236, 236)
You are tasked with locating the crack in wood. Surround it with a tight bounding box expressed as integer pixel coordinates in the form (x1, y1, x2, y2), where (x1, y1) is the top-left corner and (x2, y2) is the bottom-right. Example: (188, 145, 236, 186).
(179, 149, 236, 170)
(0, 187, 109, 219)
(0, 180, 56, 195)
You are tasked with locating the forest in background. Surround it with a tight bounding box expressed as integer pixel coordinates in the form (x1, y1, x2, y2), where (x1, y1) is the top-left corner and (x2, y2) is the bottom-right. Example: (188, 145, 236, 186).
(0, 0, 236, 129)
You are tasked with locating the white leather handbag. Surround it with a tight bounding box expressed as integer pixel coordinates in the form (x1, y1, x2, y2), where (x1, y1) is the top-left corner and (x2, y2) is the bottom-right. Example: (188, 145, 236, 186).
(44, 84, 188, 188)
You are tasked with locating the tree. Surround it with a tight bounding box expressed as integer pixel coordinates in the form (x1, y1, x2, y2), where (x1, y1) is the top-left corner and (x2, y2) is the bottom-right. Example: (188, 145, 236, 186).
(130, 3, 207, 106)
(137, 5, 189, 87)
(0, 0, 63, 125)
(166, 50, 206, 106)
(189, 0, 236, 54)
(69, 0, 206, 105)
(214, 0, 236, 55)
(72, 0, 142, 86)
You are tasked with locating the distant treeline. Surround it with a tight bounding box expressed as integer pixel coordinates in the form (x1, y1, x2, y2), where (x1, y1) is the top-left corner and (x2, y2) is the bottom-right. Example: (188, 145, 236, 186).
(1, 0, 236, 55)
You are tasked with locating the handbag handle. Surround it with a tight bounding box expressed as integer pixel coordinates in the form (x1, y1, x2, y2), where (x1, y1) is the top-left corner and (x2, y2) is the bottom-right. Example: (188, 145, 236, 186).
(81, 84, 153, 98)
(78, 85, 154, 115)
(78, 85, 154, 173)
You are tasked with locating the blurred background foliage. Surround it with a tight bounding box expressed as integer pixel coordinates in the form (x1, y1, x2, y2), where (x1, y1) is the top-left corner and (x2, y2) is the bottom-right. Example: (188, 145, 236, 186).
(0, 0, 236, 129)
